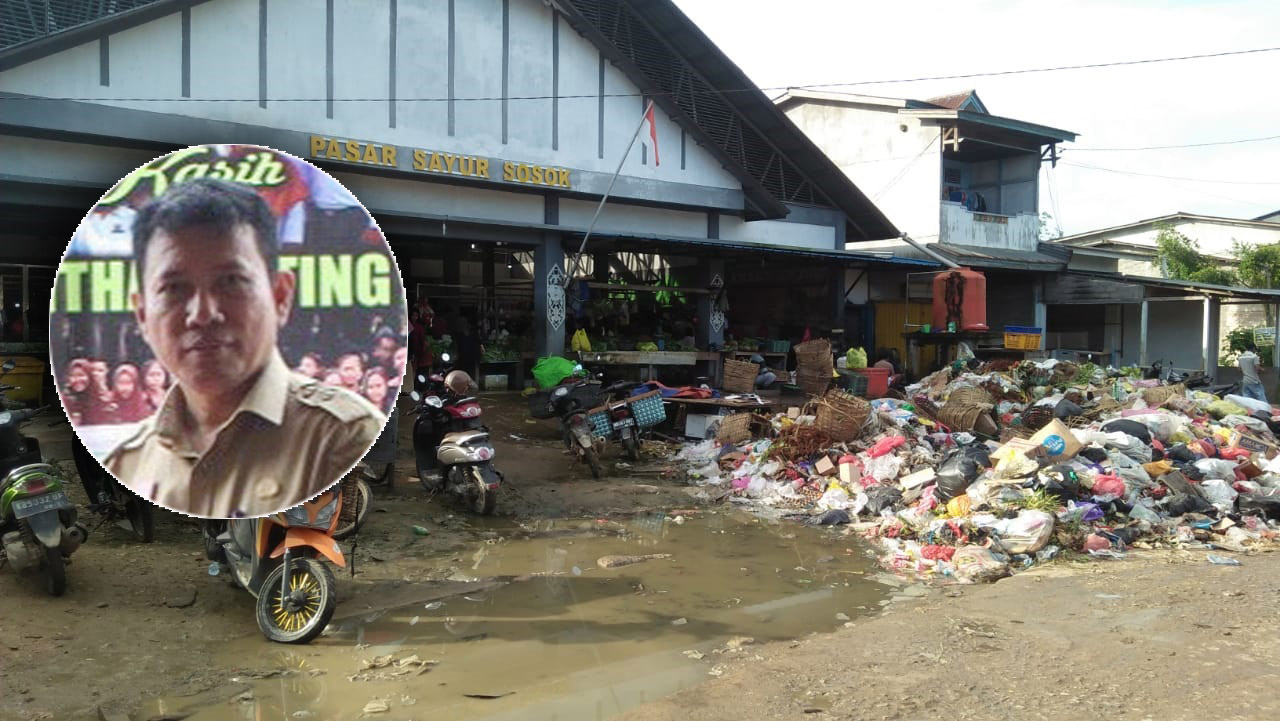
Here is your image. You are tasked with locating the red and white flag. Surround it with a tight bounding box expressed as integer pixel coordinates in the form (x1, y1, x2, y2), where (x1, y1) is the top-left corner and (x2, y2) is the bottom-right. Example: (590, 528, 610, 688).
(640, 102, 660, 166)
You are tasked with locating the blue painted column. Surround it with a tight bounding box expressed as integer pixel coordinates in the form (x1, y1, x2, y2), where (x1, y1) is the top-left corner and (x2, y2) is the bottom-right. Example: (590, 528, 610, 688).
(533, 232, 566, 359)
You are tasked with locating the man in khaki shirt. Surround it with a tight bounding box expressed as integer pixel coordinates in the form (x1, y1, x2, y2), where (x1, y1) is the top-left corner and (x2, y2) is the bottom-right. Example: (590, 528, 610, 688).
(104, 178, 384, 518)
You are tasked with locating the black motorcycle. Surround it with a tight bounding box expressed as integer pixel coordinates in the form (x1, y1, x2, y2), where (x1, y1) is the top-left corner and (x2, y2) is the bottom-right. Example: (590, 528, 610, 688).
(549, 377, 606, 479)
(70, 434, 154, 543)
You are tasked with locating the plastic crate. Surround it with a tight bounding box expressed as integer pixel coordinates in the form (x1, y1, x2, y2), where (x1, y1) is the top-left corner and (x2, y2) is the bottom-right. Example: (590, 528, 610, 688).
(840, 372, 870, 397)
(767, 339, 791, 354)
(627, 391, 667, 428)
(1003, 326, 1043, 350)
(587, 408, 611, 438)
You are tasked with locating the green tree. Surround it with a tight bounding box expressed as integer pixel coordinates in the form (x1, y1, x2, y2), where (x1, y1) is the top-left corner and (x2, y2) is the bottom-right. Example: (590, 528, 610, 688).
(1155, 223, 1237, 285)
(1233, 241, 1280, 289)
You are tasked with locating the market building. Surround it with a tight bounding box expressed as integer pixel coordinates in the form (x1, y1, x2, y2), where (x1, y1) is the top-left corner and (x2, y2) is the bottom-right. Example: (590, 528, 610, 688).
(0, 0, 935, 394)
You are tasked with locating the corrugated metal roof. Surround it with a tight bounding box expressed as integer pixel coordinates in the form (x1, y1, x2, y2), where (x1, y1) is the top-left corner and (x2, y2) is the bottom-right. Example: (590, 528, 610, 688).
(932, 242, 1068, 271)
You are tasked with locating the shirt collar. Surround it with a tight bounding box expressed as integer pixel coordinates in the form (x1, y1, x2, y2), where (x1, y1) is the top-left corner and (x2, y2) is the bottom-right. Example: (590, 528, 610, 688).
(155, 351, 293, 451)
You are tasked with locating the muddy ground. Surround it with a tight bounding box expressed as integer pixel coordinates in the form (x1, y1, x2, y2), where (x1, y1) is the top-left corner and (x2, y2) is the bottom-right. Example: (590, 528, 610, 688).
(3, 393, 1279, 721)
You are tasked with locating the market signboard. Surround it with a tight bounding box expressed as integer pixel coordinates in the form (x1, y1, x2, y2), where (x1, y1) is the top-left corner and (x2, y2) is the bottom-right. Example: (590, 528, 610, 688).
(1254, 327, 1276, 346)
(308, 134, 573, 190)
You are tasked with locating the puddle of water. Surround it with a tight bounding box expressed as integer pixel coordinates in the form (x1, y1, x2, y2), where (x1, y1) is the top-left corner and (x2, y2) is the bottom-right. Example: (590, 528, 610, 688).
(142, 511, 886, 721)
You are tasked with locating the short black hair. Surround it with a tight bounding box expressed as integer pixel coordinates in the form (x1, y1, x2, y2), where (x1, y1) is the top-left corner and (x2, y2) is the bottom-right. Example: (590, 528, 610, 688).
(1246, 341, 1259, 352)
(131, 178, 278, 282)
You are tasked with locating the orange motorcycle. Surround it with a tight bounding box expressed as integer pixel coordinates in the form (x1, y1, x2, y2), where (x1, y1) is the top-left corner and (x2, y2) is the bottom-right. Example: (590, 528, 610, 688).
(203, 486, 345, 643)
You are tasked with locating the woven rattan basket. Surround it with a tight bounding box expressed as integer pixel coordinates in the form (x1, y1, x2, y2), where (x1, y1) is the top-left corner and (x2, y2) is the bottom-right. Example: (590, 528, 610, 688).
(722, 358, 758, 394)
(716, 412, 756, 444)
(948, 387, 994, 407)
(939, 402, 997, 435)
(813, 390, 871, 442)
(1141, 384, 1185, 406)
(1020, 405, 1055, 432)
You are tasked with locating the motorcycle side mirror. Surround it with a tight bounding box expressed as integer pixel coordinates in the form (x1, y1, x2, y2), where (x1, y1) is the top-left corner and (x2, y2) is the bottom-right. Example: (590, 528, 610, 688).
(1, 360, 13, 373)
(410, 391, 421, 402)
(426, 396, 444, 408)
(441, 353, 452, 363)
(417, 374, 427, 383)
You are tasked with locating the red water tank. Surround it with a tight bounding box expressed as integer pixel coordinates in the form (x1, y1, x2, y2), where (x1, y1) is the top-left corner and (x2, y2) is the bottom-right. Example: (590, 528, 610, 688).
(931, 268, 989, 332)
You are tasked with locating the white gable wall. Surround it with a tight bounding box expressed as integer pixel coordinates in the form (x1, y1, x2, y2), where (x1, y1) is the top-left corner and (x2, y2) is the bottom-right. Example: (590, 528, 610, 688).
(783, 101, 940, 243)
(0, 0, 741, 191)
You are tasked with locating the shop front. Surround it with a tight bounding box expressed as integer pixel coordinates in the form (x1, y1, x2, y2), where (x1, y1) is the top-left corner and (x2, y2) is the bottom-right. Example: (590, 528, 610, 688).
(1, 0, 920, 392)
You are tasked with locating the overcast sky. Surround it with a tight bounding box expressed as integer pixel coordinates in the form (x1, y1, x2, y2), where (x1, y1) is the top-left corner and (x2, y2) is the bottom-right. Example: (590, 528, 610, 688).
(672, 0, 1280, 237)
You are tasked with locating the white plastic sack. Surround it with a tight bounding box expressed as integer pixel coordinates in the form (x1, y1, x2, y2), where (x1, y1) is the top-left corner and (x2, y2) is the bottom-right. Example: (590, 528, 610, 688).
(865, 454, 903, 483)
(1265, 455, 1280, 474)
(1193, 459, 1238, 482)
(1226, 394, 1273, 415)
(1199, 478, 1238, 511)
(1220, 415, 1271, 434)
(979, 510, 1056, 554)
(952, 546, 1010, 584)
(676, 440, 718, 462)
(1114, 464, 1153, 490)
(1122, 412, 1181, 442)
(816, 488, 853, 512)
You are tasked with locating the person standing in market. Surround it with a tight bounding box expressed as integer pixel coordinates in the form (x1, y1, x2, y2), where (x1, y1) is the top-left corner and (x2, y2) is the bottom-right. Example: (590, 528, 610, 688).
(1238, 341, 1268, 403)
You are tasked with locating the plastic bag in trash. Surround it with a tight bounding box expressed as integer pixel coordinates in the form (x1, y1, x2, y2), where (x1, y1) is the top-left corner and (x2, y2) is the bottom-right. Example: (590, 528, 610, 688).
(806, 509, 852, 526)
(863, 485, 903, 516)
(1199, 478, 1238, 511)
(1238, 493, 1280, 520)
(1127, 500, 1162, 524)
(865, 454, 903, 483)
(1193, 459, 1238, 482)
(816, 488, 853, 512)
(1101, 419, 1152, 445)
(952, 546, 1010, 584)
(986, 510, 1056, 554)
(1162, 492, 1215, 516)
(1039, 465, 1081, 501)
(935, 446, 990, 502)
(1054, 398, 1085, 420)
(1225, 394, 1273, 415)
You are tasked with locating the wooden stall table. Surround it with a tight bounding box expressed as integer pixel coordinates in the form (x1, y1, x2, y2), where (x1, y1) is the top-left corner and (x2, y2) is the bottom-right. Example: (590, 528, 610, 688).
(664, 394, 778, 440)
(577, 350, 698, 381)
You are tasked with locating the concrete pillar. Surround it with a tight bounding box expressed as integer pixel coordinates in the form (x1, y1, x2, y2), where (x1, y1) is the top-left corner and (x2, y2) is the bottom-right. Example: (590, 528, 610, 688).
(695, 257, 726, 351)
(1139, 300, 1149, 367)
(481, 245, 495, 298)
(533, 233, 566, 359)
(1203, 296, 1220, 373)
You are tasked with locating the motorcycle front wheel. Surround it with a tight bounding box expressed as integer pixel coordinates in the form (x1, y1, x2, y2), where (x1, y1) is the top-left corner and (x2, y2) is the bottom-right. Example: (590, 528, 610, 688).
(256, 558, 336, 644)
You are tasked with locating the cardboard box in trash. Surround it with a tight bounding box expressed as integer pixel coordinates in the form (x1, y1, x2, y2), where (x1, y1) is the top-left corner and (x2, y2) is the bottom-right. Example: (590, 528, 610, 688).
(994, 420, 1082, 464)
(1228, 429, 1278, 459)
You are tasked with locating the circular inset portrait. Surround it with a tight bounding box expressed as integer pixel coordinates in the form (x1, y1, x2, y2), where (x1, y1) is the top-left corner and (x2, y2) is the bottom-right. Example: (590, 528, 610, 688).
(50, 144, 406, 518)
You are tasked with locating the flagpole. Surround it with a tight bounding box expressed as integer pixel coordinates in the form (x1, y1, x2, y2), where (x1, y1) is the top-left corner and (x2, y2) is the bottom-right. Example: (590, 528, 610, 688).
(563, 98, 655, 288)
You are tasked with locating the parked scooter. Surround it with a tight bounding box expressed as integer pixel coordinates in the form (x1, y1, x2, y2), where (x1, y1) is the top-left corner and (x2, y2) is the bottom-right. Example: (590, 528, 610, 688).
(0, 407, 89, 596)
(70, 434, 154, 543)
(600, 380, 643, 462)
(204, 487, 345, 643)
(550, 376, 605, 479)
(410, 369, 501, 515)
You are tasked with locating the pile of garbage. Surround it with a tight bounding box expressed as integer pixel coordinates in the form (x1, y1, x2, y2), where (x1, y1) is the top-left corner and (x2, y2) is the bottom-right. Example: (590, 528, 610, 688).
(675, 359, 1280, 584)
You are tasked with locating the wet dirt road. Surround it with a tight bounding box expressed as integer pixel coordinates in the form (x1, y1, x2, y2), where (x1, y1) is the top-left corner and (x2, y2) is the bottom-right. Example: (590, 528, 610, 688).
(3, 393, 890, 721)
(136, 511, 886, 721)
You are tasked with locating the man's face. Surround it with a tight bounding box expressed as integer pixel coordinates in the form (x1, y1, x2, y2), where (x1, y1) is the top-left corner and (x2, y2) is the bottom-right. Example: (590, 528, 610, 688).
(298, 356, 321, 378)
(392, 346, 408, 374)
(132, 223, 294, 403)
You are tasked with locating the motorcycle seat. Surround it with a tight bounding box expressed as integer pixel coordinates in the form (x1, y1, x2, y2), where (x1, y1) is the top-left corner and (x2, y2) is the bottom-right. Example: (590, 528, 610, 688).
(441, 430, 489, 446)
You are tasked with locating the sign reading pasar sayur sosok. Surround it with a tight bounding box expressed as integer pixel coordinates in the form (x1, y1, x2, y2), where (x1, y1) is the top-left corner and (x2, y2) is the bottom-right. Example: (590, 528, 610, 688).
(309, 135, 572, 190)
